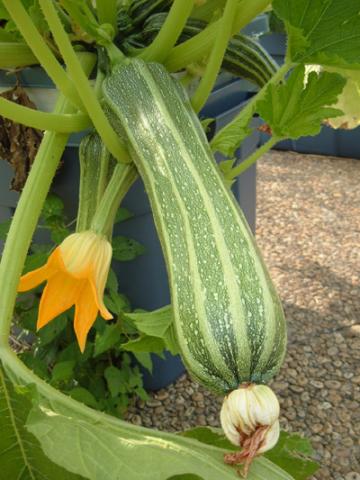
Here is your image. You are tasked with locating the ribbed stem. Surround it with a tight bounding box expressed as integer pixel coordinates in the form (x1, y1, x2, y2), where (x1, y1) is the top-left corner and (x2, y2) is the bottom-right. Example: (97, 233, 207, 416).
(0, 42, 38, 68)
(140, 0, 195, 63)
(0, 97, 91, 132)
(38, 0, 131, 164)
(91, 163, 138, 237)
(191, 0, 238, 112)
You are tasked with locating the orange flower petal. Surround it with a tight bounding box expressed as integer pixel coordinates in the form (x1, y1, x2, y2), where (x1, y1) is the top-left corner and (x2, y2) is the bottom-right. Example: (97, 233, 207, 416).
(89, 279, 113, 320)
(18, 248, 62, 292)
(74, 282, 99, 352)
(37, 271, 83, 330)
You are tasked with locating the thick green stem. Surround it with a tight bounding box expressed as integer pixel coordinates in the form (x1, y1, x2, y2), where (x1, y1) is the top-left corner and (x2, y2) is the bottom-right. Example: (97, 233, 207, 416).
(2, 0, 83, 110)
(0, 54, 95, 348)
(140, 0, 195, 63)
(38, 0, 131, 164)
(91, 163, 138, 236)
(0, 97, 91, 133)
(191, 0, 238, 112)
(96, 0, 118, 32)
(228, 136, 279, 178)
(0, 42, 38, 68)
(165, 0, 271, 72)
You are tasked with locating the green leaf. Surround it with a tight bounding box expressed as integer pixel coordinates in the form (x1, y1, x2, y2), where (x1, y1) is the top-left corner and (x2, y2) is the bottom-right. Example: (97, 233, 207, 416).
(180, 427, 319, 480)
(68, 387, 99, 409)
(210, 104, 254, 156)
(104, 365, 127, 397)
(133, 352, 153, 373)
(25, 388, 295, 480)
(38, 313, 67, 345)
(112, 235, 145, 261)
(104, 290, 131, 314)
(265, 432, 320, 480)
(114, 207, 134, 224)
(125, 305, 173, 338)
(125, 306, 180, 355)
(273, 0, 360, 68)
(322, 67, 360, 129)
(20, 352, 50, 380)
(0, 366, 83, 479)
(41, 193, 64, 220)
(122, 335, 166, 354)
(0, 218, 11, 241)
(257, 65, 346, 139)
(51, 360, 76, 384)
(106, 268, 119, 293)
(94, 323, 122, 357)
(23, 251, 49, 274)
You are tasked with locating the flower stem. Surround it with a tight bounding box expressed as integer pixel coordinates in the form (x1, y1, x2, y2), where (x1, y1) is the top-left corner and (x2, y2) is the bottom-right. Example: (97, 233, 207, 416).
(228, 136, 279, 178)
(38, 0, 131, 164)
(0, 97, 91, 132)
(0, 53, 95, 348)
(91, 163, 138, 237)
(165, 0, 271, 72)
(2, 0, 83, 110)
(139, 0, 195, 63)
(191, 0, 238, 113)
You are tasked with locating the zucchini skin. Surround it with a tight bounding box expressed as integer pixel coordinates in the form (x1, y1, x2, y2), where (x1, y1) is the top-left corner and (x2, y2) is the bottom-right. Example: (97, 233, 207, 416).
(122, 13, 278, 87)
(103, 60, 286, 394)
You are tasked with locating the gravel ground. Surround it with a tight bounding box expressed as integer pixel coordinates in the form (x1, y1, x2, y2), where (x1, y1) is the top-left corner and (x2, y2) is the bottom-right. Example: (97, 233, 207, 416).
(125, 150, 360, 480)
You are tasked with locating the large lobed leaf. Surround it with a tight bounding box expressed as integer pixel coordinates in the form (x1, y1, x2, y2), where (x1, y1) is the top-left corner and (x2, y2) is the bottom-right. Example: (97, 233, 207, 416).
(273, 0, 360, 68)
(257, 65, 345, 139)
(0, 365, 83, 480)
(1, 348, 296, 480)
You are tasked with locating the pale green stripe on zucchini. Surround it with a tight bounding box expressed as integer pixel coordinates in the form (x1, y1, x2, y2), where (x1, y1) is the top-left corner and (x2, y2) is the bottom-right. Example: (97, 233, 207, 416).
(102, 59, 286, 393)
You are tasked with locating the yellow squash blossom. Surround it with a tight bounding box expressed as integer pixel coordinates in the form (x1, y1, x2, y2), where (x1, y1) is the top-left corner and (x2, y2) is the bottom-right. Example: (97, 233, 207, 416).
(18, 231, 113, 352)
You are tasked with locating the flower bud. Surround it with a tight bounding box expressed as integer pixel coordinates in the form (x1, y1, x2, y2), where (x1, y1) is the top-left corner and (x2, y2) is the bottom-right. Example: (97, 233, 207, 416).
(220, 384, 280, 477)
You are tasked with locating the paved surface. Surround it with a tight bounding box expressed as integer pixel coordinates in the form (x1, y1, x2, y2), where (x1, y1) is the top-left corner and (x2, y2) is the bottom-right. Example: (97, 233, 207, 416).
(126, 150, 360, 480)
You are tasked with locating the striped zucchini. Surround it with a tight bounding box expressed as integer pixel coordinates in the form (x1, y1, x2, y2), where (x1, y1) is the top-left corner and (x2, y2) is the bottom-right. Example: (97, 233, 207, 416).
(102, 59, 286, 394)
(122, 13, 278, 87)
(116, 0, 172, 36)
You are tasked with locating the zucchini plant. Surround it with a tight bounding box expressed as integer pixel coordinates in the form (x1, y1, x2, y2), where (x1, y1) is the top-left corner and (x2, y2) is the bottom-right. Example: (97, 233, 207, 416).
(0, 0, 358, 479)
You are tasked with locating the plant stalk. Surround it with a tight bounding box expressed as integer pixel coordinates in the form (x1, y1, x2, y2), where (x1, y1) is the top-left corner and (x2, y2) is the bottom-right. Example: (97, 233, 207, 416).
(191, 0, 238, 112)
(0, 97, 91, 132)
(140, 0, 195, 63)
(38, 0, 131, 164)
(165, 0, 271, 72)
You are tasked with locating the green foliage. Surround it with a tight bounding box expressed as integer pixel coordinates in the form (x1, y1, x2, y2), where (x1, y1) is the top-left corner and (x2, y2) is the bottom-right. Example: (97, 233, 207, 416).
(273, 0, 360, 68)
(19, 383, 295, 480)
(4, 193, 167, 418)
(257, 65, 346, 139)
(0, 366, 83, 479)
(180, 427, 320, 480)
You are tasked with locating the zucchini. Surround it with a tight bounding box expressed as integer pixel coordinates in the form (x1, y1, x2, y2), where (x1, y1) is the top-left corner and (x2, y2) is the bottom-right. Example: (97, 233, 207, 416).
(102, 59, 286, 395)
(116, 0, 172, 36)
(122, 13, 278, 87)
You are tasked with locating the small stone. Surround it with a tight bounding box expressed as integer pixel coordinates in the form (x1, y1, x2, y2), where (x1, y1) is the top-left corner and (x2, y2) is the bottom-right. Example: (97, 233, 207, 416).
(154, 406, 165, 415)
(320, 402, 332, 410)
(130, 414, 142, 426)
(155, 390, 169, 401)
(197, 415, 207, 426)
(310, 423, 323, 434)
(345, 472, 360, 480)
(310, 379, 324, 389)
(192, 392, 204, 403)
(147, 399, 162, 408)
(325, 380, 342, 389)
(327, 346, 339, 356)
(289, 384, 304, 393)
